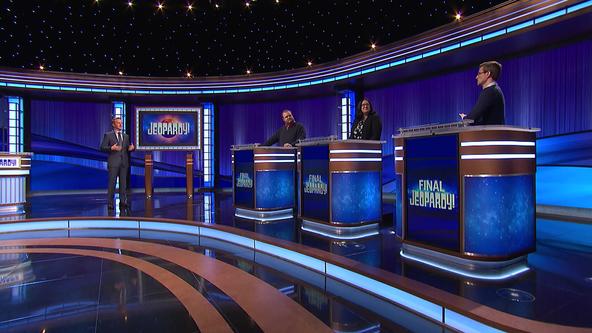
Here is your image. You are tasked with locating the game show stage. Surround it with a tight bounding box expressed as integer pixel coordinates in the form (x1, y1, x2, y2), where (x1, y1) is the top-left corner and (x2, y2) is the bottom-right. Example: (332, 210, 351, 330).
(0, 190, 590, 332)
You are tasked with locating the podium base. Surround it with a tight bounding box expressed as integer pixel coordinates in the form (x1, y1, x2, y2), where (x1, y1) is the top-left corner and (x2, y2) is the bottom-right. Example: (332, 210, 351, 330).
(234, 208, 294, 222)
(400, 243, 529, 280)
(301, 219, 379, 240)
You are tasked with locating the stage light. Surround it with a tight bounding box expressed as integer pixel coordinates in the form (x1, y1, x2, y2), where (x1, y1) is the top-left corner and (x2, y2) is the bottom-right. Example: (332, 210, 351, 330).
(455, 12, 462, 21)
(215, 3, 219, 8)
(371, 43, 376, 50)
(186, 72, 192, 78)
(307, 61, 312, 66)
(157, 2, 164, 10)
(118, 71, 124, 75)
(39, 65, 45, 70)
(245, 2, 250, 7)
(187, 4, 193, 11)
(246, 69, 251, 74)
(276, 0, 279, 3)
(128, 1, 133, 7)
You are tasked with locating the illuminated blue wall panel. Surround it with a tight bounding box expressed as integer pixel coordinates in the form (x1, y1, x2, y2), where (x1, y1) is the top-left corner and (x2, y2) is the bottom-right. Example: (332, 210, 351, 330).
(255, 170, 294, 209)
(464, 175, 535, 256)
(536, 166, 592, 209)
(331, 171, 381, 224)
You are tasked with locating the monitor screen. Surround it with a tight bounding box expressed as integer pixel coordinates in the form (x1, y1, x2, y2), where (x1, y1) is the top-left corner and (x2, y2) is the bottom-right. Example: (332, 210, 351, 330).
(135, 106, 201, 150)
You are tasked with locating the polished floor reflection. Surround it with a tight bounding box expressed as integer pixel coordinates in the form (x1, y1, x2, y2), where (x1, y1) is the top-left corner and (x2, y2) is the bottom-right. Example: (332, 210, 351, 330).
(1, 192, 591, 329)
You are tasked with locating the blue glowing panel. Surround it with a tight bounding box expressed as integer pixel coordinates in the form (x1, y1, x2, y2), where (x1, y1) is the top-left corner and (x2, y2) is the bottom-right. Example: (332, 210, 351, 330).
(537, 131, 592, 167)
(331, 172, 381, 224)
(405, 135, 460, 252)
(255, 170, 295, 209)
(301, 146, 330, 222)
(536, 166, 592, 208)
(395, 174, 403, 237)
(464, 175, 535, 256)
(234, 150, 254, 208)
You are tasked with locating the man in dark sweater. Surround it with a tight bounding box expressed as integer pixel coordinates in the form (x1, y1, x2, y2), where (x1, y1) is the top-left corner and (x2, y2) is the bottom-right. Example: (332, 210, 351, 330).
(460, 61, 506, 125)
(263, 109, 306, 147)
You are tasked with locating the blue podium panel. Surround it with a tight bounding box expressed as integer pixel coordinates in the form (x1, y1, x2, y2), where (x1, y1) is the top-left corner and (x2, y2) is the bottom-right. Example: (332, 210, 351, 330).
(464, 175, 535, 257)
(405, 134, 460, 252)
(234, 150, 254, 208)
(331, 171, 381, 224)
(301, 145, 330, 222)
(256, 170, 295, 209)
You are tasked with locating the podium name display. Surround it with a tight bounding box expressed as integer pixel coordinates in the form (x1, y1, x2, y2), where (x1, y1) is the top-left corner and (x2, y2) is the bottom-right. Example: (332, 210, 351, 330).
(135, 106, 201, 150)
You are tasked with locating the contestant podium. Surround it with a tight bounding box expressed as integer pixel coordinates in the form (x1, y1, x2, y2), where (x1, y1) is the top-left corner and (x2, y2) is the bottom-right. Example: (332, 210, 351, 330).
(0, 152, 32, 216)
(298, 138, 383, 237)
(232, 145, 297, 220)
(394, 122, 538, 275)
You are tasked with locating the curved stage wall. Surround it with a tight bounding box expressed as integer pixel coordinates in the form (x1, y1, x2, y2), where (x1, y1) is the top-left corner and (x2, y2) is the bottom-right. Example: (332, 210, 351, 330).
(0, 0, 590, 207)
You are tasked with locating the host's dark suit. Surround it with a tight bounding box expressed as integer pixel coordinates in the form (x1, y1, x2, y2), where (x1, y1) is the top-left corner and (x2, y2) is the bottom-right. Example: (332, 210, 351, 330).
(100, 130, 131, 206)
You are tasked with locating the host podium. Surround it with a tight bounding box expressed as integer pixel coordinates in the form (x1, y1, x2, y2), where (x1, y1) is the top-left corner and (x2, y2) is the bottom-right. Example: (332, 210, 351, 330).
(394, 123, 538, 275)
(0, 152, 32, 216)
(232, 145, 297, 220)
(298, 138, 383, 237)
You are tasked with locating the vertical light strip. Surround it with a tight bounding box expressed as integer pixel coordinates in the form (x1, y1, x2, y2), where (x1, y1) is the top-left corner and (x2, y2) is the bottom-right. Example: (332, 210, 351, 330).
(112, 101, 126, 131)
(112, 101, 126, 192)
(203, 192, 215, 224)
(7, 96, 24, 153)
(202, 102, 215, 187)
(340, 90, 355, 140)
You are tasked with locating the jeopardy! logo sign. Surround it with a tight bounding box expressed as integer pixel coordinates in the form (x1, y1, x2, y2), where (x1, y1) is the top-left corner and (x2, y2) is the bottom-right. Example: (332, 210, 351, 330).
(409, 179, 456, 211)
(147, 119, 190, 137)
(236, 172, 253, 188)
(0, 157, 19, 168)
(304, 174, 328, 195)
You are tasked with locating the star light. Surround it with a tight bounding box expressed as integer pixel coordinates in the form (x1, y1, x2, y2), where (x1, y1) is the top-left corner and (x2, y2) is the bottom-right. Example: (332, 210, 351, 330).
(455, 12, 463, 21)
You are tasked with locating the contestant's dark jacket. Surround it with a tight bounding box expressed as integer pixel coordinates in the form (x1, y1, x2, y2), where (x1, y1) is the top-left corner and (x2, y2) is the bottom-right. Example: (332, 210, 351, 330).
(349, 113, 382, 140)
(263, 122, 306, 146)
(466, 84, 506, 125)
(100, 130, 132, 168)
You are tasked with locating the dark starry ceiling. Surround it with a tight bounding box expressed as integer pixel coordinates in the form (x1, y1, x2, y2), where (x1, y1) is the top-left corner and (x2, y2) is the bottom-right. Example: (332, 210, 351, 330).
(0, 0, 508, 77)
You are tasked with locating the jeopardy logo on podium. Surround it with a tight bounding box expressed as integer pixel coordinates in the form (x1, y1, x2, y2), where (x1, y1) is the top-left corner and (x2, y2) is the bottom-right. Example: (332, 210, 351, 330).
(136, 106, 201, 150)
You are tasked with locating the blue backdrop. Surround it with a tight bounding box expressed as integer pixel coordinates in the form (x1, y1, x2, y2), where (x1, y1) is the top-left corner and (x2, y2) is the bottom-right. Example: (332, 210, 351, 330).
(218, 95, 338, 176)
(365, 39, 592, 155)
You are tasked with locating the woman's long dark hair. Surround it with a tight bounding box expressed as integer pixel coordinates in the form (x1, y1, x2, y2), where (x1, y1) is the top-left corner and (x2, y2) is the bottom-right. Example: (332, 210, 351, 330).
(354, 98, 376, 121)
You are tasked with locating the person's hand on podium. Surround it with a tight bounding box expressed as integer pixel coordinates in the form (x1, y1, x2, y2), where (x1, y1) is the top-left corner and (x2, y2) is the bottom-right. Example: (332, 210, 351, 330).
(111, 143, 122, 151)
(128, 143, 135, 151)
(283, 143, 293, 147)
